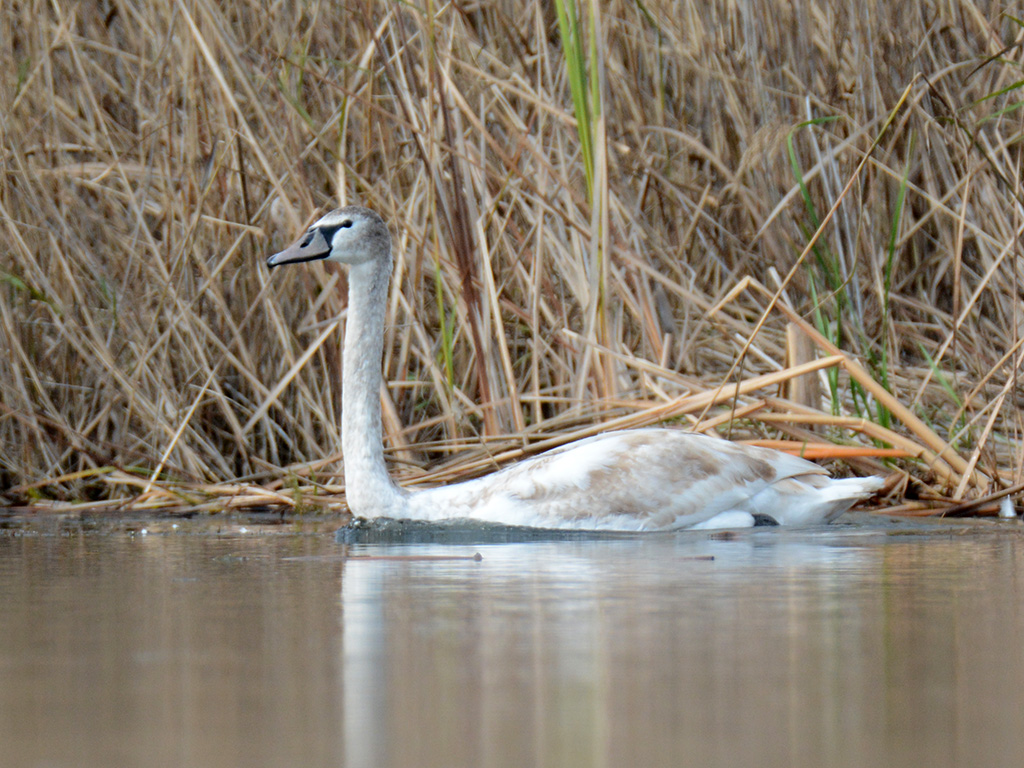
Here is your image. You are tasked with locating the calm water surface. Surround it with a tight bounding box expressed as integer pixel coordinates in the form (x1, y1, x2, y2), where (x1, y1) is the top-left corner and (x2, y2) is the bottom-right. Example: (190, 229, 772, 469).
(1, 519, 1023, 768)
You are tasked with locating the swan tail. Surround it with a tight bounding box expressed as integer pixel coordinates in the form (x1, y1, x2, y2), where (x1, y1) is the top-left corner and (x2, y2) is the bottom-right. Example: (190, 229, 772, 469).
(755, 474, 885, 527)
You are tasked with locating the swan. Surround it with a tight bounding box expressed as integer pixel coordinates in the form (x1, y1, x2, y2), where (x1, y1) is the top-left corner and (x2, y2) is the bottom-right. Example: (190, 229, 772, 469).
(267, 206, 884, 530)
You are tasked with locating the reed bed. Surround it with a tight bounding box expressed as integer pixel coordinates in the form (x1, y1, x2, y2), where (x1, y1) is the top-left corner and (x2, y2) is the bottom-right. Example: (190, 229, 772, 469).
(2, 0, 1024, 518)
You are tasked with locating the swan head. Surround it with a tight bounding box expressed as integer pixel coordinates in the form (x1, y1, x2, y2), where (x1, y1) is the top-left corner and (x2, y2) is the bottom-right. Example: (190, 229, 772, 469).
(267, 206, 390, 269)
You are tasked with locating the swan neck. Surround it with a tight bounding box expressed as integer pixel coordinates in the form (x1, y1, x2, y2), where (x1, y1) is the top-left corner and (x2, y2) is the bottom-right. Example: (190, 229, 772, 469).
(341, 255, 406, 516)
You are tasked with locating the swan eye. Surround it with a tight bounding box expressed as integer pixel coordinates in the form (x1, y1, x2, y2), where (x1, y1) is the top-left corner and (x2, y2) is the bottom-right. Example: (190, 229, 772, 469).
(339, 220, 352, 229)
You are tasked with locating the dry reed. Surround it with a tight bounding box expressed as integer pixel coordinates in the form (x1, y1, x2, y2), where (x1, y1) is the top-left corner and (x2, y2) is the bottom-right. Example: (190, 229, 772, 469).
(3, 0, 1024, 518)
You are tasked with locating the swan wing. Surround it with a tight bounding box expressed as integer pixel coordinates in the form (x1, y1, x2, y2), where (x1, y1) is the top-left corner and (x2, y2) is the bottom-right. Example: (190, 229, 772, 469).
(406, 429, 880, 530)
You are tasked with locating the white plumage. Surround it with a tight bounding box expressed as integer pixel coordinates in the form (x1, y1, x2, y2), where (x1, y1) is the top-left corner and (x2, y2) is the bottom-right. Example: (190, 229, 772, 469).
(268, 206, 883, 531)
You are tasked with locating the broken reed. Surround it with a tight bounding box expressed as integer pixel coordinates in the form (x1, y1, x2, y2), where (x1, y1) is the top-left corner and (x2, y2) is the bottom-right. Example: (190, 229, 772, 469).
(2, 0, 1024, 510)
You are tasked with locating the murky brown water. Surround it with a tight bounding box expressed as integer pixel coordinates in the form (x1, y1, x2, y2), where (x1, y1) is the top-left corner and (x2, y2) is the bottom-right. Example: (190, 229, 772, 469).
(1, 518, 1023, 768)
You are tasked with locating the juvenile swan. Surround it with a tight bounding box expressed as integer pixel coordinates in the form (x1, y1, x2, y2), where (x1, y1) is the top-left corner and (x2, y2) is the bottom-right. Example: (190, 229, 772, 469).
(268, 206, 883, 530)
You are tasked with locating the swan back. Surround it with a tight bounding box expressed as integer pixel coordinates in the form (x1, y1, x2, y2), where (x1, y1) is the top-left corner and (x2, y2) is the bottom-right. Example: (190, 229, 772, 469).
(405, 429, 884, 530)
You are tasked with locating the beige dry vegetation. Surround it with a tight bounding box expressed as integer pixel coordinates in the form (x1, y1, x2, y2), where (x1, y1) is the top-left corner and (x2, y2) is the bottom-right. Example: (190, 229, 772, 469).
(2, 0, 1024, 518)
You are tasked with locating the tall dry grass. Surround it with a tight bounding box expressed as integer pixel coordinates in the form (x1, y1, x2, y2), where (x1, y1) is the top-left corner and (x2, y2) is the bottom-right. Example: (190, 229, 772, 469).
(2, 0, 1024, 514)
